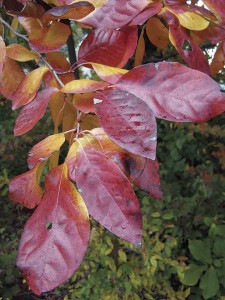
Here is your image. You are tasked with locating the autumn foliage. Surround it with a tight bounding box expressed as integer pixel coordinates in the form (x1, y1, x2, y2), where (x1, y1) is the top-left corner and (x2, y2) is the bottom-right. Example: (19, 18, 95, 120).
(0, 0, 225, 295)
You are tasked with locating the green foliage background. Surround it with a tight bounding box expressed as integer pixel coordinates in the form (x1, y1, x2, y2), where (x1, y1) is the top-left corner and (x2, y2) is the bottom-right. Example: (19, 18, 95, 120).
(1, 94, 225, 299)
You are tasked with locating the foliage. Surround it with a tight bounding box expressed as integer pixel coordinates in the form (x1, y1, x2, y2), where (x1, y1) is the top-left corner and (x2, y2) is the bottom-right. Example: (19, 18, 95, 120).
(0, 0, 225, 297)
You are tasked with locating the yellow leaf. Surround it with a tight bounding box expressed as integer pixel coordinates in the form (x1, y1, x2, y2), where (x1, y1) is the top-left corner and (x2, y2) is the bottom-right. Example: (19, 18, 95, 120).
(6, 43, 38, 62)
(10, 17, 18, 38)
(62, 79, 108, 94)
(167, 8, 209, 31)
(91, 63, 128, 84)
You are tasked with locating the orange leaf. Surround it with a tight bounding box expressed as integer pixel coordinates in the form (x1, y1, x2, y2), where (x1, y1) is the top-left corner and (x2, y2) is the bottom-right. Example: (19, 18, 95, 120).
(18, 17, 71, 52)
(146, 18, 169, 50)
(0, 36, 6, 75)
(210, 42, 225, 75)
(0, 56, 25, 100)
(73, 92, 95, 113)
(12, 66, 49, 110)
(134, 26, 145, 67)
(9, 163, 43, 209)
(42, 2, 94, 23)
(27, 133, 65, 169)
(6, 43, 38, 62)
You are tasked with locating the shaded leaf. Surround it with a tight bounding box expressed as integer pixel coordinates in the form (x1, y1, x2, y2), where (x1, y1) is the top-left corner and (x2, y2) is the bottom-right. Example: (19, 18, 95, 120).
(42, 2, 94, 23)
(146, 18, 169, 50)
(17, 164, 90, 295)
(27, 133, 65, 169)
(68, 143, 142, 245)
(62, 79, 108, 94)
(18, 17, 71, 52)
(202, 0, 225, 20)
(80, 113, 100, 131)
(78, 27, 137, 68)
(94, 89, 157, 159)
(115, 62, 225, 122)
(3, 0, 45, 18)
(78, 0, 151, 28)
(210, 42, 225, 75)
(181, 264, 206, 286)
(200, 267, 219, 299)
(6, 43, 38, 62)
(134, 26, 145, 67)
(0, 57, 25, 100)
(9, 163, 43, 209)
(189, 240, 211, 263)
(62, 101, 77, 142)
(14, 87, 58, 136)
(12, 66, 49, 110)
(91, 128, 163, 199)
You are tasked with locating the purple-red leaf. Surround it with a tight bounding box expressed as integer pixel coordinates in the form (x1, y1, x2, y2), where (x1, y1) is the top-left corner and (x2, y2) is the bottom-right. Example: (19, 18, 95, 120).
(14, 87, 58, 136)
(9, 163, 43, 209)
(78, 27, 137, 68)
(68, 143, 142, 245)
(78, 0, 151, 28)
(17, 164, 90, 295)
(94, 89, 157, 160)
(115, 62, 225, 122)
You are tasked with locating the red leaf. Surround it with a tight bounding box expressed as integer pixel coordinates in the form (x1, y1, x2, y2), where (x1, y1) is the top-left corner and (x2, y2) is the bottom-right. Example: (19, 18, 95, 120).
(94, 89, 157, 160)
(79, 0, 150, 28)
(68, 143, 142, 245)
(91, 128, 163, 199)
(78, 27, 137, 68)
(3, 0, 45, 17)
(128, 2, 163, 26)
(14, 87, 58, 136)
(163, 11, 210, 74)
(9, 163, 42, 209)
(202, 0, 225, 19)
(115, 62, 225, 122)
(27, 133, 65, 169)
(132, 158, 163, 200)
(17, 164, 90, 295)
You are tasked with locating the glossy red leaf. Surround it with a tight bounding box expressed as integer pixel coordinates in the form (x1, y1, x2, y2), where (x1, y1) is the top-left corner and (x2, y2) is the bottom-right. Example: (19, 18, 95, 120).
(68, 143, 142, 245)
(12, 66, 49, 110)
(0, 57, 25, 100)
(42, 2, 94, 23)
(115, 62, 225, 122)
(78, 27, 137, 68)
(18, 17, 71, 52)
(27, 133, 65, 169)
(94, 89, 157, 160)
(163, 11, 210, 74)
(91, 128, 163, 199)
(128, 2, 163, 26)
(17, 164, 90, 295)
(9, 163, 42, 209)
(14, 87, 58, 136)
(78, 0, 150, 28)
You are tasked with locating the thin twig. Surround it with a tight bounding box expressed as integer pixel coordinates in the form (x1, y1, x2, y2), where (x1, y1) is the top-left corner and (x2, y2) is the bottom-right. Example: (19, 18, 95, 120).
(0, 16, 29, 41)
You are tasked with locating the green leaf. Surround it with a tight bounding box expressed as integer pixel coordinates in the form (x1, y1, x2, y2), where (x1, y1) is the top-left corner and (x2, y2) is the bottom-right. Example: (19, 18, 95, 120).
(189, 240, 211, 263)
(181, 264, 206, 286)
(213, 239, 225, 257)
(200, 267, 219, 299)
